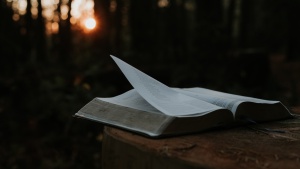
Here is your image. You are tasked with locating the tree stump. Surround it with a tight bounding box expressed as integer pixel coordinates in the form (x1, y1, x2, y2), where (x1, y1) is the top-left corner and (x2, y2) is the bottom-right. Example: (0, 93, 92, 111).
(102, 108, 300, 169)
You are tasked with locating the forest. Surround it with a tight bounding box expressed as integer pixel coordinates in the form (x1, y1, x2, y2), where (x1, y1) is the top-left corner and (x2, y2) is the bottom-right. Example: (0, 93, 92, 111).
(1, 0, 300, 168)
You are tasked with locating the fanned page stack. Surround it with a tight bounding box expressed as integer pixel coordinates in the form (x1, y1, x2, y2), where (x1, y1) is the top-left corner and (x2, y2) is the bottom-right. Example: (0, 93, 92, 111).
(75, 55, 292, 137)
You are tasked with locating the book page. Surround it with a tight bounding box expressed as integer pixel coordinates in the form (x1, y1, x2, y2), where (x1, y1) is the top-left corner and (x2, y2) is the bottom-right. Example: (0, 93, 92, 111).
(99, 89, 161, 114)
(110, 56, 222, 117)
(174, 87, 279, 114)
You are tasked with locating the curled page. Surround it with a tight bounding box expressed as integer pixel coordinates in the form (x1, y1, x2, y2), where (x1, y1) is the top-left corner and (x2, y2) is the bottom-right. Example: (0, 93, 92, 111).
(110, 55, 221, 117)
(99, 89, 161, 114)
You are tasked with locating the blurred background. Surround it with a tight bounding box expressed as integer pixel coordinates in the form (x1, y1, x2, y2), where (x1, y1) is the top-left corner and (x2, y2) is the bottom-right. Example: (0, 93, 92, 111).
(1, 0, 300, 168)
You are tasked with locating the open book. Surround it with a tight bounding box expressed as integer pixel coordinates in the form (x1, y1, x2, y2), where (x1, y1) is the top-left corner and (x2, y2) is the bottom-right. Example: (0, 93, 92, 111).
(75, 55, 292, 137)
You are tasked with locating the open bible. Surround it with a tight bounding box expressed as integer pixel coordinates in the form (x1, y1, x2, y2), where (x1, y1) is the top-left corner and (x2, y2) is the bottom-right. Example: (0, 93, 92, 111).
(75, 55, 292, 137)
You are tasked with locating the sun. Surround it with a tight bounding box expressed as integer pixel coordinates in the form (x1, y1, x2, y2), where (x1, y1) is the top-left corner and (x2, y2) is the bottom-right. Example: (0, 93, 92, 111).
(84, 18, 96, 30)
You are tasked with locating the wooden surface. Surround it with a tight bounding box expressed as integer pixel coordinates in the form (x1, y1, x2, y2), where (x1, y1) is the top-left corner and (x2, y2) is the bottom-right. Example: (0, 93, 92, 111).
(102, 107, 300, 169)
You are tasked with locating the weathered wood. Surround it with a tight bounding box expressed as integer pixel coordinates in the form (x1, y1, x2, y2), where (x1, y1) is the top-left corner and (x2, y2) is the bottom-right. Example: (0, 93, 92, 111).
(102, 107, 300, 169)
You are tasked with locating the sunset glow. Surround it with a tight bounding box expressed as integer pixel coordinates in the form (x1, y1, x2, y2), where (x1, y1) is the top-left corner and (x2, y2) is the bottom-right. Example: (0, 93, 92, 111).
(84, 18, 96, 30)
(6, 0, 96, 34)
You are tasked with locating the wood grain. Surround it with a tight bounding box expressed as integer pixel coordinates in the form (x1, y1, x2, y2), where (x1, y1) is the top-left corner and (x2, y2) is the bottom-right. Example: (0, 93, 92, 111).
(102, 107, 300, 169)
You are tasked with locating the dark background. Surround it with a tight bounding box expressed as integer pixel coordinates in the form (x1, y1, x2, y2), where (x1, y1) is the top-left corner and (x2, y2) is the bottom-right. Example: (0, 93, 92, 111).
(1, 0, 300, 168)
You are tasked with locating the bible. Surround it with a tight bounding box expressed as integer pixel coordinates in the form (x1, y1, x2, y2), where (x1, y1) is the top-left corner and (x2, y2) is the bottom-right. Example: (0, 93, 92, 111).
(75, 55, 292, 137)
